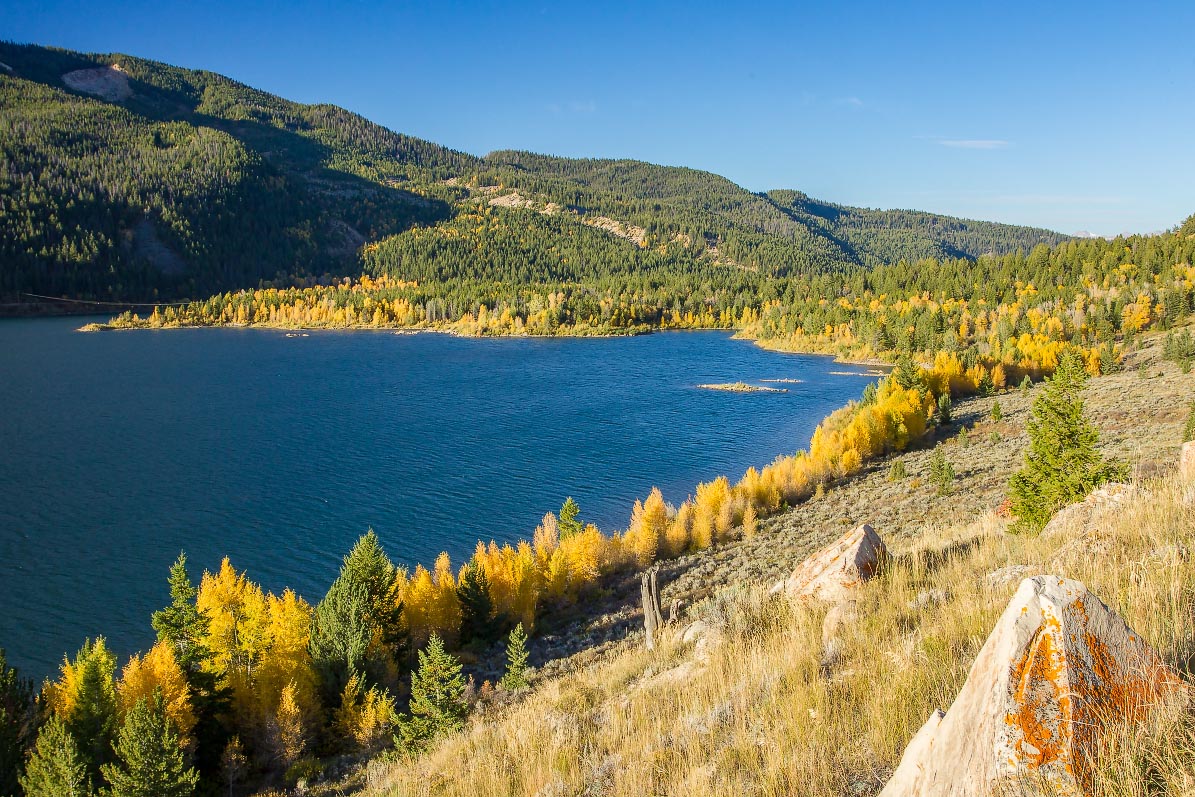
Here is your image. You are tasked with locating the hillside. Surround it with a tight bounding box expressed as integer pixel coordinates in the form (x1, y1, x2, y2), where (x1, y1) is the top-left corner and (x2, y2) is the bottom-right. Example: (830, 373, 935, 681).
(0, 42, 1069, 306)
(361, 327, 1195, 797)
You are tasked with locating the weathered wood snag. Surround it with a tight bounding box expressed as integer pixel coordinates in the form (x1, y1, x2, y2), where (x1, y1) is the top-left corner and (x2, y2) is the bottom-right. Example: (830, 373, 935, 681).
(641, 565, 663, 650)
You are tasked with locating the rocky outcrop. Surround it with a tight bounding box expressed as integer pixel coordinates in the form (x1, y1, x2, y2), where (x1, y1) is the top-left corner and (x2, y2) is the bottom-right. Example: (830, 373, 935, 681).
(62, 65, 132, 101)
(1040, 482, 1140, 538)
(878, 575, 1184, 797)
(785, 523, 887, 604)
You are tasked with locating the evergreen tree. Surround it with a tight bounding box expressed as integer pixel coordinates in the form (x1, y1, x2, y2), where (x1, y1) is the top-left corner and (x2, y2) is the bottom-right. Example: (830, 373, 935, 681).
(151, 553, 211, 674)
(309, 531, 405, 705)
(55, 638, 118, 783)
(0, 648, 36, 796)
(990, 400, 1003, 422)
(149, 553, 228, 781)
(395, 634, 467, 753)
(928, 446, 955, 495)
(1008, 351, 1127, 533)
(456, 563, 494, 645)
(309, 576, 372, 706)
(19, 716, 93, 797)
(100, 693, 198, 797)
(893, 355, 925, 391)
(498, 624, 529, 692)
(937, 392, 952, 424)
(558, 497, 582, 540)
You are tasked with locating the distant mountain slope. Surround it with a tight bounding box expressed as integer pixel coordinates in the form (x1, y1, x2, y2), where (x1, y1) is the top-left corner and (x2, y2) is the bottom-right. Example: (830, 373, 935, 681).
(0, 42, 469, 300)
(0, 42, 1069, 304)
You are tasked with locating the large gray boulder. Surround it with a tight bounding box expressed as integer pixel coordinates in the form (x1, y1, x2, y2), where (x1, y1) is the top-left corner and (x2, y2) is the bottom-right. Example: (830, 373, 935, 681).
(879, 575, 1184, 797)
(785, 523, 888, 604)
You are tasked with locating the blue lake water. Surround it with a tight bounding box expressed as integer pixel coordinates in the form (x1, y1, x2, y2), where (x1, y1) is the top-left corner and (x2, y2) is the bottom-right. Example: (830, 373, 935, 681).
(0, 318, 877, 678)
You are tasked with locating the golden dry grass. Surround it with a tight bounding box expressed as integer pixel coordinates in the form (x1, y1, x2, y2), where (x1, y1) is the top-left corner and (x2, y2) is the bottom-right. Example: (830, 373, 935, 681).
(364, 472, 1195, 796)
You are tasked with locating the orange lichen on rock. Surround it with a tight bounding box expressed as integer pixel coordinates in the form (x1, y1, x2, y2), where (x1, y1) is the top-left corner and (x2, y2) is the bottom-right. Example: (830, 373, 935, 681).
(880, 576, 1186, 797)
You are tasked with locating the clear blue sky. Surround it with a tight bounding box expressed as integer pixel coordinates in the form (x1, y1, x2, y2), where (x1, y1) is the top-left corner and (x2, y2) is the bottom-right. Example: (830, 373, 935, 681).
(4, 0, 1193, 235)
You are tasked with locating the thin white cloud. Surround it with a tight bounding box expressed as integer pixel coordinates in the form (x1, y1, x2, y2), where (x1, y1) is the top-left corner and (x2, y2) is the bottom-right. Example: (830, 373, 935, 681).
(940, 139, 1009, 150)
(835, 96, 864, 108)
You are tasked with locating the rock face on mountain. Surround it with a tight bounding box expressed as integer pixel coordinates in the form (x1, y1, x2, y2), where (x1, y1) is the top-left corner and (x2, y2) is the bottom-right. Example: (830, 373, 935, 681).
(785, 523, 887, 604)
(878, 575, 1184, 797)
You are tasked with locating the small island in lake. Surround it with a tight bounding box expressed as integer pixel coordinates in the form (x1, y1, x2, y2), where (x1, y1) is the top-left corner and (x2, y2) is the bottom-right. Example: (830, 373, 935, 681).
(697, 381, 788, 393)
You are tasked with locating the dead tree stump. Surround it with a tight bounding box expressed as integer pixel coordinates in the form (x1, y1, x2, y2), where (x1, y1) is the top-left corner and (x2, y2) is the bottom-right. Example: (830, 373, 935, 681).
(641, 565, 663, 650)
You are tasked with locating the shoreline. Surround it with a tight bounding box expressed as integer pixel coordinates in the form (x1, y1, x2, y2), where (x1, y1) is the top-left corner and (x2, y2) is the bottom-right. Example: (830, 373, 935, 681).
(77, 317, 894, 367)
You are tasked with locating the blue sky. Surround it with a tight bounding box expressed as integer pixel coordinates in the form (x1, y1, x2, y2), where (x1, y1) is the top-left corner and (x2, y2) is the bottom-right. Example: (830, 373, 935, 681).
(4, 0, 1192, 235)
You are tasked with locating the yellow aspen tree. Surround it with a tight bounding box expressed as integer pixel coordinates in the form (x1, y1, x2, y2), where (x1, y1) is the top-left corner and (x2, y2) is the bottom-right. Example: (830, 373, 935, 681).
(663, 502, 693, 557)
(430, 552, 462, 642)
(117, 641, 196, 748)
(742, 504, 759, 539)
(402, 565, 436, 647)
(272, 680, 307, 769)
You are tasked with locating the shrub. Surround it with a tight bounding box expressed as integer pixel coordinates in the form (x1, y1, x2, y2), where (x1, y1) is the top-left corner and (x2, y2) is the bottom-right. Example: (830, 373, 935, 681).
(990, 400, 1002, 422)
(888, 460, 906, 481)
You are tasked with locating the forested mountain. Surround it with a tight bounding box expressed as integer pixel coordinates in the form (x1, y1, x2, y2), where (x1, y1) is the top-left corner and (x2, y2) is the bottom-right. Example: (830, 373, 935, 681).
(1, 42, 1070, 304)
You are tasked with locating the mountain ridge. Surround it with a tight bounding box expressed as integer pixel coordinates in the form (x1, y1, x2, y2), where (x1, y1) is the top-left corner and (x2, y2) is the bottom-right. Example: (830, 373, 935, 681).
(1, 41, 1070, 305)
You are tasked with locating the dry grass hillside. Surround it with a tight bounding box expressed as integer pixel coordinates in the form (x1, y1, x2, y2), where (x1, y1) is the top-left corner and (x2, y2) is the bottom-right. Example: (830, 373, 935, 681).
(359, 329, 1195, 797)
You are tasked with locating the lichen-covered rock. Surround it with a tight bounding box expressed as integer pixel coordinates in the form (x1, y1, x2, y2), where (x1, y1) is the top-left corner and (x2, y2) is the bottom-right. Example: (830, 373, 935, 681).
(984, 564, 1036, 589)
(878, 575, 1184, 797)
(1040, 483, 1140, 539)
(785, 523, 887, 603)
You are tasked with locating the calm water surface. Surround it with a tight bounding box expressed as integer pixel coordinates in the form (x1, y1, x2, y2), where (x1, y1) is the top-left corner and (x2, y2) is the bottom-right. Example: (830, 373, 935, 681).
(0, 318, 876, 677)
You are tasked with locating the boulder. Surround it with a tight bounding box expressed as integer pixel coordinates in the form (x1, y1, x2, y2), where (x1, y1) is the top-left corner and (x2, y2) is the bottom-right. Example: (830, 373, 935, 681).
(786, 524, 888, 603)
(984, 564, 1036, 588)
(820, 600, 859, 670)
(1182, 441, 1195, 483)
(1040, 483, 1140, 539)
(679, 619, 723, 664)
(878, 575, 1184, 797)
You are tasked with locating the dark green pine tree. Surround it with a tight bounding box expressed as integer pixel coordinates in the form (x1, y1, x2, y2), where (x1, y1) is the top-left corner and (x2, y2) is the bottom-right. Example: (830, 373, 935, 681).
(456, 562, 494, 645)
(310, 531, 405, 705)
(100, 693, 198, 797)
(150, 553, 212, 674)
(928, 445, 956, 496)
(498, 623, 529, 692)
(0, 648, 36, 796)
(150, 552, 229, 780)
(395, 634, 468, 753)
(309, 576, 373, 704)
(1008, 351, 1128, 533)
(62, 638, 119, 784)
(558, 497, 582, 539)
(20, 716, 93, 797)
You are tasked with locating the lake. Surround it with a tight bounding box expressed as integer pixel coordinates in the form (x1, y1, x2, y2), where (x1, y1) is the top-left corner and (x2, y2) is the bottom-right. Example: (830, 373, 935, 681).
(0, 318, 877, 678)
